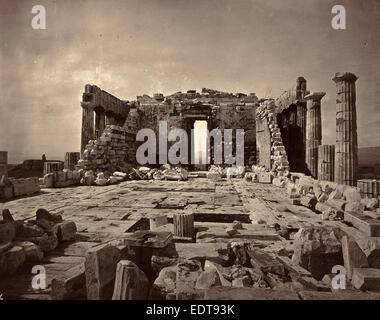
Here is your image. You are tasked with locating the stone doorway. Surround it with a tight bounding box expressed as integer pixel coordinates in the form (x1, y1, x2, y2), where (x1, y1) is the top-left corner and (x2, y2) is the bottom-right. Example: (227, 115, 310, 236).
(277, 104, 306, 173)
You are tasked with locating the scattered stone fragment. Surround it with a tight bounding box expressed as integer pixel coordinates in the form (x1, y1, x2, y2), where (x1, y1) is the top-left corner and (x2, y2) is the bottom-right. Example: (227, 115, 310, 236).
(345, 201, 365, 214)
(0, 246, 26, 275)
(232, 221, 243, 230)
(226, 228, 238, 236)
(0, 242, 13, 255)
(195, 269, 222, 290)
(2, 209, 14, 222)
(344, 212, 380, 237)
(112, 260, 150, 300)
(38, 233, 59, 252)
(18, 223, 45, 238)
(52, 263, 86, 300)
(227, 241, 252, 266)
(15, 241, 43, 262)
(232, 275, 253, 287)
(149, 265, 177, 299)
(55, 221, 77, 242)
(151, 255, 178, 275)
(355, 237, 380, 268)
(85, 243, 120, 300)
(0, 221, 16, 244)
(292, 227, 343, 280)
(341, 236, 368, 279)
(176, 259, 202, 300)
(352, 268, 380, 291)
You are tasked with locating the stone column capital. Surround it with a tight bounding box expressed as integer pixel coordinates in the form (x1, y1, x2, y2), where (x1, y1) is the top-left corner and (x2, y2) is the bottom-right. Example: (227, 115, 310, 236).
(305, 92, 326, 102)
(332, 72, 358, 83)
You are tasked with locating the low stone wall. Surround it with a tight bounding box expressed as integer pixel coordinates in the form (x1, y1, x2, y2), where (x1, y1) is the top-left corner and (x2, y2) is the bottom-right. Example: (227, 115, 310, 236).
(0, 176, 40, 201)
(41, 169, 82, 188)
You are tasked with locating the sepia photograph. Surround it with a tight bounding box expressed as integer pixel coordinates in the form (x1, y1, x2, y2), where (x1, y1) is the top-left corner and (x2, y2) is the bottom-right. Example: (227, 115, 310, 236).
(1, 0, 380, 307)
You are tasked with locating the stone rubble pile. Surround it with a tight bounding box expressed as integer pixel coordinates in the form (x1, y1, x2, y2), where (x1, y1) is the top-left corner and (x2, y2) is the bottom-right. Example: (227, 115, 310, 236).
(206, 165, 226, 181)
(128, 165, 188, 181)
(240, 168, 380, 292)
(77, 125, 130, 173)
(80, 230, 303, 300)
(0, 208, 77, 276)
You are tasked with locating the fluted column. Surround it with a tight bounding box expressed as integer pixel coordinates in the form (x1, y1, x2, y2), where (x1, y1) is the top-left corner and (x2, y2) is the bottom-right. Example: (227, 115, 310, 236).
(305, 92, 325, 178)
(332, 72, 358, 186)
(318, 145, 335, 181)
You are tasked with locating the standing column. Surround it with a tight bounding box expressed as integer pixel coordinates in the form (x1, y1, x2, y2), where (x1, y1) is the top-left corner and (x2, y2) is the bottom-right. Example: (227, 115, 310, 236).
(318, 145, 335, 181)
(332, 72, 358, 186)
(305, 92, 325, 179)
(64, 152, 80, 171)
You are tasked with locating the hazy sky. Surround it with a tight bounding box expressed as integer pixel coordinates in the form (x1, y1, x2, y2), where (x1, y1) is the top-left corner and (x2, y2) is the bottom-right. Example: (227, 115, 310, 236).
(1, 0, 379, 162)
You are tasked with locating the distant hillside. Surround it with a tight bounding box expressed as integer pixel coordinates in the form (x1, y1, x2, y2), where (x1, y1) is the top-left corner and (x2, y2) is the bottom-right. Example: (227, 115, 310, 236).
(358, 147, 380, 166)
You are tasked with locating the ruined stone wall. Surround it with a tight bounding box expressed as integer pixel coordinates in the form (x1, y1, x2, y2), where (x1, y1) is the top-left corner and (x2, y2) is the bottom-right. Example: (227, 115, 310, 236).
(256, 100, 289, 175)
(79, 86, 259, 167)
(77, 125, 130, 173)
(81, 85, 130, 153)
(134, 90, 258, 166)
(214, 104, 257, 165)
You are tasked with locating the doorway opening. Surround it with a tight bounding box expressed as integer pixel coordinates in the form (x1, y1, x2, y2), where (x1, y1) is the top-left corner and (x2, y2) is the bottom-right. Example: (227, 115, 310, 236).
(193, 120, 208, 170)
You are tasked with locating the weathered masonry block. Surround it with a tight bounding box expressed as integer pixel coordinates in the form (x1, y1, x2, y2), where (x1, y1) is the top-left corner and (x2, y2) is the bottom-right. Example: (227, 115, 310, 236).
(333, 72, 358, 186)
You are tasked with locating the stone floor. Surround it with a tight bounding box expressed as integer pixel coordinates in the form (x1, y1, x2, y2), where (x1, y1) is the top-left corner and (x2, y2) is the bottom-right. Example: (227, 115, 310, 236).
(0, 177, 376, 299)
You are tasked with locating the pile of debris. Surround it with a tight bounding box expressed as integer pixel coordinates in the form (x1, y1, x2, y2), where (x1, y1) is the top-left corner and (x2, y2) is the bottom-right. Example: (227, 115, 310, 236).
(77, 125, 129, 173)
(206, 165, 226, 181)
(0, 208, 77, 276)
(128, 165, 188, 181)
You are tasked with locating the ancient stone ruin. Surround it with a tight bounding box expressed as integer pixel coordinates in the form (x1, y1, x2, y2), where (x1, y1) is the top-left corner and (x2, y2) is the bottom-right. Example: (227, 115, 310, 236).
(2, 72, 380, 301)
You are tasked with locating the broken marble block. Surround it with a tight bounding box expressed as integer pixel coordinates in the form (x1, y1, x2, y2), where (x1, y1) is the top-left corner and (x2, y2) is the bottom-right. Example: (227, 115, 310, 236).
(355, 237, 380, 268)
(0, 221, 16, 244)
(292, 227, 344, 280)
(0, 245, 26, 275)
(258, 172, 273, 184)
(195, 269, 222, 290)
(352, 268, 380, 291)
(149, 265, 177, 300)
(15, 241, 43, 262)
(112, 260, 150, 300)
(341, 236, 368, 279)
(54, 221, 77, 242)
(176, 259, 203, 300)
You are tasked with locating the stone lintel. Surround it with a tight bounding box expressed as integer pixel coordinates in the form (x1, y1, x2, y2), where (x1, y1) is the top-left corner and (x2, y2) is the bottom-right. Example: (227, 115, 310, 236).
(305, 92, 326, 102)
(332, 72, 358, 83)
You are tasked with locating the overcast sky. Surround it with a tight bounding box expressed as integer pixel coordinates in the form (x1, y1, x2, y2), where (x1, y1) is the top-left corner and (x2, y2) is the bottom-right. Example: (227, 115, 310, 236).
(1, 0, 379, 162)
